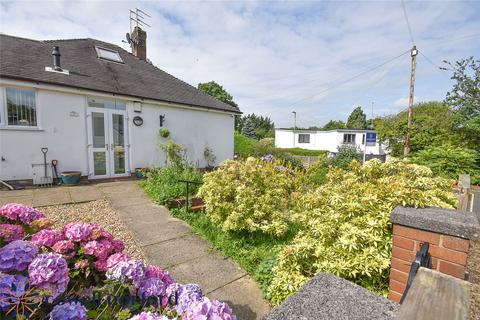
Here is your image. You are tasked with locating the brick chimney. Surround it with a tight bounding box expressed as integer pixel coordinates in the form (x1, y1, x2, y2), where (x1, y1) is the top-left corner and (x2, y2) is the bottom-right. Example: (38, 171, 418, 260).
(131, 26, 147, 61)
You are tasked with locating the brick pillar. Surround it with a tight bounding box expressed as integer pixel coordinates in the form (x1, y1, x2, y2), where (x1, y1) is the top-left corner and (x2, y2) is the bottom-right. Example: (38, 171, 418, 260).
(388, 206, 479, 304)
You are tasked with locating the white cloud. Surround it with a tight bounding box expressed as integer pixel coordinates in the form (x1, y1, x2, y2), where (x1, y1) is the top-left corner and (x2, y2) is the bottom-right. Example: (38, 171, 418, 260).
(1, 0, 479, 127)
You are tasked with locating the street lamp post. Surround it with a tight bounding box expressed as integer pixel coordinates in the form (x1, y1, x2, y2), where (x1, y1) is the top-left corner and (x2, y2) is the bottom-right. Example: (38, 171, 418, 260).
(292, 111, 297, 147)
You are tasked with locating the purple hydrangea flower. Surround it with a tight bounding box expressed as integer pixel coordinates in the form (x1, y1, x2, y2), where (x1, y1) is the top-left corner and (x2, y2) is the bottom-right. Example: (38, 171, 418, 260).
(63, 222, 92, 242)
(0, 240, 38, 272)
(18, 207, 45, 225)
(176, 283, 203, 314)
(261, 154, 274, 162)
(0, 274, 28, 310)
(31, 229, 63, 247)
(145, 265, 175, 286)
(28, 253, 69, 301)
(49, 302, 87, 320)
(137, 277, 167, 305)
(106, 252, 130, 269)
(0, 224, 24, 243)
(184, 297, 237, 320)
(128, 311, 167, 320)
(106, 259, 145, 286)
(111, 239, 125, 253)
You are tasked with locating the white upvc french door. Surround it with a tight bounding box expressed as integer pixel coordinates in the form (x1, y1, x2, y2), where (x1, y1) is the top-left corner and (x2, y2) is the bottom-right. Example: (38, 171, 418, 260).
(87, 108, 129, 179)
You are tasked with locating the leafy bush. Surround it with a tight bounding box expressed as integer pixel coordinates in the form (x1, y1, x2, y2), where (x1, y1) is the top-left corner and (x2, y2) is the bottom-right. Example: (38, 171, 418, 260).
(329, 144, 361, 169)
(0, 203, 236, 319)
(141, 166, 203, 205)
(267, 158, 457, 305)
(412, 145, 480, 184)
(159, 139, 187, 168)
(198, 157, 303, 236)
(305, 157, 329, 186)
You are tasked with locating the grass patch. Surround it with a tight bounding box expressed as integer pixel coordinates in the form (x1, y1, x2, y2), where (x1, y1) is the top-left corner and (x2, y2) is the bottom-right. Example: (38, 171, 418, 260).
(277, 148, 327, 156)
(170, 208, 298, 300)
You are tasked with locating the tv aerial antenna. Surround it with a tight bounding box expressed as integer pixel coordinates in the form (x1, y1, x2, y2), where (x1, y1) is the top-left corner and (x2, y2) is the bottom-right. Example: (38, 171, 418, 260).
(124, 8, 151, 45)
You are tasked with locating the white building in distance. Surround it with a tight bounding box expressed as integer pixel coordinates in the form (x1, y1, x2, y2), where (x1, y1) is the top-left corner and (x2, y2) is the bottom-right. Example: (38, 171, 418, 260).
(275, 128, 386, 158)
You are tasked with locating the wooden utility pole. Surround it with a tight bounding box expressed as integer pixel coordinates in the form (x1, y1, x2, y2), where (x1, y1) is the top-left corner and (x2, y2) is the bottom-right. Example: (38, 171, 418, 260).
(404, 45, 418, 157)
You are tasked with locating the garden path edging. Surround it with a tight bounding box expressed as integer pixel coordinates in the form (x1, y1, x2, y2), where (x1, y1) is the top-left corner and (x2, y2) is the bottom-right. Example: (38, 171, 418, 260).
(100, 180, 271, 320)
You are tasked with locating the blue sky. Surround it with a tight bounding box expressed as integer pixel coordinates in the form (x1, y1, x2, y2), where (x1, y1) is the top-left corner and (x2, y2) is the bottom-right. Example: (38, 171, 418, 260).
(1, 0, 479, 127)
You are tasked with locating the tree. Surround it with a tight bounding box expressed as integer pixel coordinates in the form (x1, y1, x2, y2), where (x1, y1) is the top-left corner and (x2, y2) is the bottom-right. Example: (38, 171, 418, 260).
(322, 120, 346, 130)
(374, 102, 462, 156)
(444, 57, 480, 147)
(241, 117, 257, 139)
(198, 81, 238, 108)
(346, 107, 367, 129)
(236, 113, 275, 139)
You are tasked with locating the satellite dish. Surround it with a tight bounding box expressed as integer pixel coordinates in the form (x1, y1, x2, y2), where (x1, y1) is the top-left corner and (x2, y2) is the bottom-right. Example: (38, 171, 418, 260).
(125, 33, 131, 44)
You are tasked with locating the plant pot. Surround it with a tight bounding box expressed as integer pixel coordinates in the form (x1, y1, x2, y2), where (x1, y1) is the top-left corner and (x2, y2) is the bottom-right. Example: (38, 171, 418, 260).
(135, 168, 144, 179)
(61, 171, 81, 185)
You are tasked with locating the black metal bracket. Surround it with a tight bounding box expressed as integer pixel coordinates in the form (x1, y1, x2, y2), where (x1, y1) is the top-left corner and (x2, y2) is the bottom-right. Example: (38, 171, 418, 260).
(177, 179, 203, 210)
(400, 242, 431, 304)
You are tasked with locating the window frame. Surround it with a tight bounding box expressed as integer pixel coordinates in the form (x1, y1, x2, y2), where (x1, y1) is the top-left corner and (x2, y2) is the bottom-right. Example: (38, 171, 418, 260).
(94, 46, 124, 63)
(343, 133, 356, 144)
(298, 133, 311, 144)
(0, 86, 41, 130)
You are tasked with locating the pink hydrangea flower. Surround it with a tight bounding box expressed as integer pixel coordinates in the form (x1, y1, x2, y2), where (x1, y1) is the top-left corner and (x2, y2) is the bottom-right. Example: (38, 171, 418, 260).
(106, 252, 130, 269)
(83, 239, 114, 260)
(95, 259, 108, 272)
(111, 239, 124, 253)
(0, 203, 45, 224)
(0, 224, 24, 242)
(127, 312, 166, 320)
(31, 229, 63, 247)
(52, 240, 75, 258)
(63, 222, 92, 242)
(0, 203, 25, 220)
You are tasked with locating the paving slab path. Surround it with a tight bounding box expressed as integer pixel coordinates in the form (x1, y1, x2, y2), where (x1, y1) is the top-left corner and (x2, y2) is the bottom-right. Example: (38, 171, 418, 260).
(0, 181, 271, 319)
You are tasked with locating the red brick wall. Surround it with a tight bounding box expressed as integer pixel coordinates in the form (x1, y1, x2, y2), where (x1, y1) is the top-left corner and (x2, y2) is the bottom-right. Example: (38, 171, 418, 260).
(388, 224, 470, 303)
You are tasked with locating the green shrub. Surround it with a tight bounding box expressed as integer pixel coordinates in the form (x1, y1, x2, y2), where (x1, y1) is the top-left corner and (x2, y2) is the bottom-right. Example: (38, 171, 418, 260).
(198, 157, 303, 236)
(267, 158, 457, 305)
(305, 157, 329, 186)
(159, 139, 187, 168)
(141, 166, 203, 204)
(412, 145, 480, 184)
(328, 144, 361, 168)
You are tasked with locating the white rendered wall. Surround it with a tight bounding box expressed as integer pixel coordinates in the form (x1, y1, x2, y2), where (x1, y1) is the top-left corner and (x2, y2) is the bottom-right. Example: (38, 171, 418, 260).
(0, 82, 234, 181)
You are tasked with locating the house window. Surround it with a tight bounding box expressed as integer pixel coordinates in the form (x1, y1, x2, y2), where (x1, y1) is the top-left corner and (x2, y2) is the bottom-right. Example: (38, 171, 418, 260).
(95, 46, 123, 63)
(88, 97, 126, 110)
(298, 134, 310, 143)
(343, 133, 356, 144)
(5, 87, 37, 127)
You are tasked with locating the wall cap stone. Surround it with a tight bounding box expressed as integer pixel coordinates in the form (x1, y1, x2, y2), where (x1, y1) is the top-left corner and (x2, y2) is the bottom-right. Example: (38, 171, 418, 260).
(265, 273, 398, 320)
(391, 206, 480, 240)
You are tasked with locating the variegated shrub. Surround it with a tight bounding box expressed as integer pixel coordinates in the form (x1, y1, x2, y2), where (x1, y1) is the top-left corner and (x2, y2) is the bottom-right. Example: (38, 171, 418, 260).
(198, 157, 303, 236)
(268, 158, 457, 305)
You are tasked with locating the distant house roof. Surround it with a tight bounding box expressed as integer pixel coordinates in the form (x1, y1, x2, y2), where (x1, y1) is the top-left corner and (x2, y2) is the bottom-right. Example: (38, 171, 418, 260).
(275, 128, 376, 133)
(0, 34, 240, 114)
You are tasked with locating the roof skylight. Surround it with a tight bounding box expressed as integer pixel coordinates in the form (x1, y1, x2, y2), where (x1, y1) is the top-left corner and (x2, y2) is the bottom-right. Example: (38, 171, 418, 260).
(95, 46, 123, 63)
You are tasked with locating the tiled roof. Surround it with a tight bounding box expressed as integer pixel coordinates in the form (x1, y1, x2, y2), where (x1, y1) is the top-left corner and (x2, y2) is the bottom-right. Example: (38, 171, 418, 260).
(0, 34, 240, 114)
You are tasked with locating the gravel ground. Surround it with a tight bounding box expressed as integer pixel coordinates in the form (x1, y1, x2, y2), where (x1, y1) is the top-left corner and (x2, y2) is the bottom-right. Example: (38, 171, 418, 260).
(39, 199, 147, 261)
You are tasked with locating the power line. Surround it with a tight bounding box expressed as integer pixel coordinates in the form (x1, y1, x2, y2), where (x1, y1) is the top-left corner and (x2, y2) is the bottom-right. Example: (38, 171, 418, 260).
(401, 0, 415, 45)
(289, 49, 411, 106)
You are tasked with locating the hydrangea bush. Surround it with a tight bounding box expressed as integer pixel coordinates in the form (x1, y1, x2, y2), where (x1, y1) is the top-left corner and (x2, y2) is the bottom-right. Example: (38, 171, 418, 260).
(198, 156, 304, 236)
(267, 158, 458, 304)
(0, 203, 236, 320)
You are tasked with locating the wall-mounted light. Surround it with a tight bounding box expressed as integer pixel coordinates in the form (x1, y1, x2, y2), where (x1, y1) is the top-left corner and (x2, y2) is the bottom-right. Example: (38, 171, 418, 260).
(159, 114, 165, 127)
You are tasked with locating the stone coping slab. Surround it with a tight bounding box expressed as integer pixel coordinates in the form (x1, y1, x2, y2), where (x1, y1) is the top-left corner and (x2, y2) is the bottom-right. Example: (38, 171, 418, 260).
(265, 273, 398, 320)
(391, 206, 480, 240)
